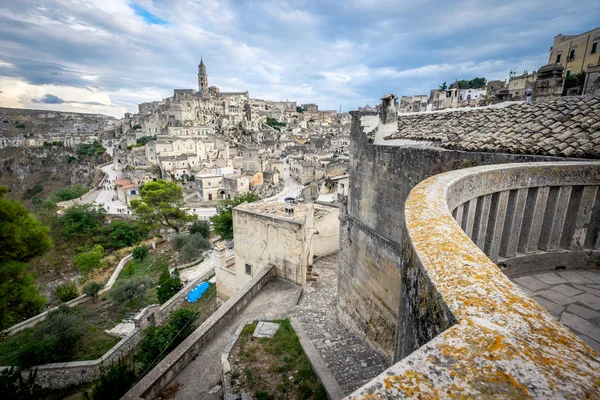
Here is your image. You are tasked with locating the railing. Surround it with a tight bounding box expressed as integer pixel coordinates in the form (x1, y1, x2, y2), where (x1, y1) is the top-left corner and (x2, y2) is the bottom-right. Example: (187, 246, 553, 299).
(348, 162, 600, 399)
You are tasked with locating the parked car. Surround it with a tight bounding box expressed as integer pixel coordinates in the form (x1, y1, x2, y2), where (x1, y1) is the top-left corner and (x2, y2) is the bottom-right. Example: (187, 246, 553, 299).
(284, 197, 297, 203)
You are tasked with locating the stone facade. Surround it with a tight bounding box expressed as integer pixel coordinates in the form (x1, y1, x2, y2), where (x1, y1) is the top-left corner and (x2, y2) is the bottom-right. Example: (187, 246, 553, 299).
(549, 27, 600, 77)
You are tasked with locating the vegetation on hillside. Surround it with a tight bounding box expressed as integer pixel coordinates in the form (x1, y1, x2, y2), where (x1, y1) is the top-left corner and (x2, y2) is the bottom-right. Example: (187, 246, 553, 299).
(0, 186, 52, 329)
(266, 117, 286, 132)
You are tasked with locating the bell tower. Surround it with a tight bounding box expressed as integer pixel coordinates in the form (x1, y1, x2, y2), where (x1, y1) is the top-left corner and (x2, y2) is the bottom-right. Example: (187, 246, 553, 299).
(198, 58, 208, 95)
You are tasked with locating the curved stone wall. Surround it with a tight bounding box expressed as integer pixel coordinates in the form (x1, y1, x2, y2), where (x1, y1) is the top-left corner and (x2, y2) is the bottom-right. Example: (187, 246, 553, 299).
(348, 162, 600, 398)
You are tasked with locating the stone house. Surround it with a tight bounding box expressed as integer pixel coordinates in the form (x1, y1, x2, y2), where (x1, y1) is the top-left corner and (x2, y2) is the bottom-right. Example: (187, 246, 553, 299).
(583, 65, 600, 95)
(508, 72, 537, 101)
(215, 202, 339, 301)
(196, 175, 224, 201)
(222, 174, 250, 199)
(115, 179, 140, 205)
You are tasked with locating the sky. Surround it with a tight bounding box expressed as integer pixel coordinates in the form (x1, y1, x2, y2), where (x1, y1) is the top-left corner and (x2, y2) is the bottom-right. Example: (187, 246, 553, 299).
(0, 0, 598, 118)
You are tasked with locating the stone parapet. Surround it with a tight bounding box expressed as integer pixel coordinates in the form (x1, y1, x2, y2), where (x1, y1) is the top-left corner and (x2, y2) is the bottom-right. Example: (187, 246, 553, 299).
(347, 162, 600, 398)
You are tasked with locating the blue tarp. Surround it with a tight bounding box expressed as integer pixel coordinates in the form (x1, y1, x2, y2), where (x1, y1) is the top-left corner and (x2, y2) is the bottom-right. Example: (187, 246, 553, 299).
(186, 282, 210, 303)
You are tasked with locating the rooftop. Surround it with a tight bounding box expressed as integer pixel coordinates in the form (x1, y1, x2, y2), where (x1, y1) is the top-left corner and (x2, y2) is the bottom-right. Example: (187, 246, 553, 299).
(234, 202, 333, 223)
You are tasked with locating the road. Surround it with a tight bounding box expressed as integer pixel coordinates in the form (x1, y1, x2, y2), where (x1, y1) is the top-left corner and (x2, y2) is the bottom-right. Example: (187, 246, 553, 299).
(83, 164, 130, 215)
(262, 158, 304, 202)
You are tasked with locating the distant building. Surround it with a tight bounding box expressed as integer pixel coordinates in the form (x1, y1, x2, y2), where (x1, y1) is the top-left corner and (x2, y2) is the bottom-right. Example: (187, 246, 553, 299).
(508, 72, 537, 101)
(583, 65, 600, 95)
(548, 27, 600, 77)
(301, 103, 318, 112)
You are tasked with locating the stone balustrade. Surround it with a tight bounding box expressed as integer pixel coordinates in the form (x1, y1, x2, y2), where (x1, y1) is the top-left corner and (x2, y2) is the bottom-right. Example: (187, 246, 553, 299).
(348, 162, 600, 399)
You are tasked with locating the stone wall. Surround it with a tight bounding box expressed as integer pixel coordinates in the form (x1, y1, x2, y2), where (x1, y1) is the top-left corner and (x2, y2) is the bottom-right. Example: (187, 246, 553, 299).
(347, 162, 600, 398)
(124, 265, 276, 400)
(338, 110, 579, 360)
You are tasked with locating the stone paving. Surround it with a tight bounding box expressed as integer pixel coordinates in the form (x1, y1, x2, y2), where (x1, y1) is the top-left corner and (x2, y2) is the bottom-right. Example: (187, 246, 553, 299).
(292, 253, 390, 395)
(512, 269, 600, 353)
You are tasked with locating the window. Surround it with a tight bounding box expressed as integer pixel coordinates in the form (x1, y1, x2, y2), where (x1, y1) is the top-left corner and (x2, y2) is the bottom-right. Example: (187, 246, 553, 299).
(592, 42, 598, 54)
(245, 263, 252, 275)
(569, 49, 575, 60)
(566, 69, 572, 77)
(514, 83, 518, 87)
(556, 53, 561, 63)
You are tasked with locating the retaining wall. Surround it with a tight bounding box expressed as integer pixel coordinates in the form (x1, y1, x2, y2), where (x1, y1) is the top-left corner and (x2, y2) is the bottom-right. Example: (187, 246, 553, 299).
(124, 265, 276, 399)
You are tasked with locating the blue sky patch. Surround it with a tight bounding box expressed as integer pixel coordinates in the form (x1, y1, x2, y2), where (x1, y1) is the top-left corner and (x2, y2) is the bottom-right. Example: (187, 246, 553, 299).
(130, 3, 168, 25)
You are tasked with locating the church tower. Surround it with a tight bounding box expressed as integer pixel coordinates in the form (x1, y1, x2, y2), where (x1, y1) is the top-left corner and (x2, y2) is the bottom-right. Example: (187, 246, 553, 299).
(198, 58, 208, 95)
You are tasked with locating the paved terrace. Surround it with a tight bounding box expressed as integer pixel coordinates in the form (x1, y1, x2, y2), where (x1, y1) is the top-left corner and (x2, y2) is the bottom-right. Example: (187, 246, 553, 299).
(512, 270, 600, 353)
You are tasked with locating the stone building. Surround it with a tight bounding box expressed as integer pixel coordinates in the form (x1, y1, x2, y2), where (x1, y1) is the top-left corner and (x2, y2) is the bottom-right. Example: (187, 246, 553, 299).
(549, 27, 600, 77)
(215, 202, 339, 301)
(584, 65, 600, 95)
(222, 174, 250, 199)
(508, 71, 536, 101)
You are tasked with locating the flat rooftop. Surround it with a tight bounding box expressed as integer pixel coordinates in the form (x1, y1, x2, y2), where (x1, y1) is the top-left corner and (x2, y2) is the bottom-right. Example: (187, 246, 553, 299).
(234, 202, 334, 223)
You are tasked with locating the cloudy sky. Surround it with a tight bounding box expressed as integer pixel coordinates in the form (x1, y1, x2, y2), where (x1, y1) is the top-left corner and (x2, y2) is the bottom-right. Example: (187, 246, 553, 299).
(0, 0, 598, 118)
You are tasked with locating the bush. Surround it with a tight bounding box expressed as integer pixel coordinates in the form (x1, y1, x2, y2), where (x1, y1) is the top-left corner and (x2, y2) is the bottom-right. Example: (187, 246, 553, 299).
(52, 185, 88, 202)
(156, 267, 183, 304)
(59, 204, 106, 237)
(136, 309, 197, 371)
(22, 184, 43, 200)
(132, 244, 149, 262)
(76, 140, 106, 157)
(106, 221, 146, 248)
(189, 220, 210, 238)
(124, 260, 136, 276)
(109, 277, 152, 304)
(0, 367, 43, 399)
(171, 234, 187, 250)
(18, 305, 83, 367)
(83, 281, 103, 302)
(55, 281, 79, 302)
(83, 359, 137, 400)
(74, 245, 105, 273)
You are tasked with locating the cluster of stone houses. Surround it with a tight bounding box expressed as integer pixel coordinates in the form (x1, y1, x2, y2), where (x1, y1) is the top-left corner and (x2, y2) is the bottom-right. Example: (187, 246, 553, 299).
(396, 27, 600, 113)
(112, 60, 351, 204)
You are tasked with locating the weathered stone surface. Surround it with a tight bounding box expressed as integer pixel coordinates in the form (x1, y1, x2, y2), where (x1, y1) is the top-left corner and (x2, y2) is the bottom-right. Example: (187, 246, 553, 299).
(386, 96, 600, 158)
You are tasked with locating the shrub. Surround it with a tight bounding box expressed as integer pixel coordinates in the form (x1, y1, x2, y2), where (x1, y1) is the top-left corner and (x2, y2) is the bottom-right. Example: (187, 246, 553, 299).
(74, 245, 105, 273)
(76, 140, 105, 157)
(83, 359, 137, 400)
(107, 221, 146, 248)
(171, 234, 187, 250)
(136, 309, 197, 371)
(132, 244, 149, 262)
(52, 185, 88, 202)
(189, 220, 210, 238)
(181, 234, 211, 262)
(83, 281, 104, 302)
(18, 306, 83, 367)
(124, 260, 136, 276)
(59, 203, 106, 237)
(156, 267, 183, 304)
(22, 184, 43, 200)
(109, 277, 152, 304)
(55, 281, 79, 302)
(0, 367, 43, 399)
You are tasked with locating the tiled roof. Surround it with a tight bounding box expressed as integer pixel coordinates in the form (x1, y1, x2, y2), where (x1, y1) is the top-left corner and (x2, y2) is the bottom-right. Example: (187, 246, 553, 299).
(385, 96, 600, 158)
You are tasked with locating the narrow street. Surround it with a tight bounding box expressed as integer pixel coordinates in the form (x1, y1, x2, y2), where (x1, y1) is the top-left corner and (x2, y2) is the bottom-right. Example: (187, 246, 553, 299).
(262, 159, 304, 202)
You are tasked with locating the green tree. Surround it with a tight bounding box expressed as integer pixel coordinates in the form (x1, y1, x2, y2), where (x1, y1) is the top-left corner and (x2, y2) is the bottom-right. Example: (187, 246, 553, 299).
(438, 81, 447, 90)
(59, 203, 106, 237)
(106, 220, 146, 248)
(296, 106, 304, 113)
(83, 281, 104, 302)
(0, 186, 51, 329)
(211, 192, 260, 240)
(189, 220, 210, 238)
(470, 77, 486, 89)
(109, 277, 152, 304)
(130, 180, 195, 232)
(135, 309, 197, 371)
(84, 359, 137, 400)
(74, 245, 105, 273)
(52, 185, 89, 202)
(156, 266, 183, 304)
(132, 244, 149, 262)
(76, 140, 106, 157)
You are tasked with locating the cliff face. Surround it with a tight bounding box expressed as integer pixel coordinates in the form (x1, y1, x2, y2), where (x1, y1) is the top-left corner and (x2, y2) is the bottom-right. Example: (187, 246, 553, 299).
(0, 145, 107, 205)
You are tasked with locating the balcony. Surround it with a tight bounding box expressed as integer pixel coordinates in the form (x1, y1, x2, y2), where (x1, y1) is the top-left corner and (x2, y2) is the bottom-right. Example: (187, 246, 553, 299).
(348, 162, 600, 398)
